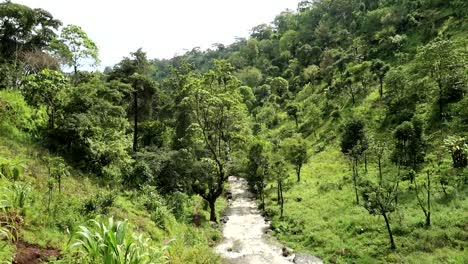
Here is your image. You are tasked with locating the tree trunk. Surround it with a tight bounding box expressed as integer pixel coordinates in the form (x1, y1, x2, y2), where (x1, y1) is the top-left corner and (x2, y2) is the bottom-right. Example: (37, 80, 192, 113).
(277, 182, 281, 205)
(279, 180, 284, 218)
(58, 175, 61, 194)
(259, 179, 265, 207)
(414, 175, 430, 227)
(379, 78, 383, 100)
(193, 198, 202, 227)
(426, 171, 431, 227)
(208, 199, 217, 222)
(46, 106, 55, 130)
(133, 91, 138, 152)
(294, 116, 298, 129)
(364, 154, 368, 174)
(438, 82, 443, 120)
(73, 64, 78, 86)
(296, 165, 301, 182)
(382, 211, 396, 250)
(353, 159, 360, 204)
(378, 158, 382, 185)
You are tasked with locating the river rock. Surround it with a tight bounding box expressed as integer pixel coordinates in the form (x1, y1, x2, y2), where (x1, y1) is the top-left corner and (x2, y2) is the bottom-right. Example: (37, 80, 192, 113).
(281, 247, 293, 257)
(293, 253, 323, 264)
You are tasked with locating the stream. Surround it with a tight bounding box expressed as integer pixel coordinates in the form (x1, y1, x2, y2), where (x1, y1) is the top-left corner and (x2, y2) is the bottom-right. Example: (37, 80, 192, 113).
(215, 176, 323, 264)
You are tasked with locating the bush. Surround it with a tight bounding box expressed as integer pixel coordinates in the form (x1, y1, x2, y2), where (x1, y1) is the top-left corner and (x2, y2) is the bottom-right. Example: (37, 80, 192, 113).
(138, 186, 171, 229)
(164, 192, 188, 221)
(0, 90, 44, 138)
(81, 192, 116, 215)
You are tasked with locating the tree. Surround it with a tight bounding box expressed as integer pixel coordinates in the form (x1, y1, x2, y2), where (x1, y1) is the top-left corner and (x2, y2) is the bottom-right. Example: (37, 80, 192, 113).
(187, 60, 250, 222)
(341, 119, 368, 204)
(371, 59, 390, 100)
(303, 64, 320, 84)
(296, 44, 321, 66)
(235, 66, 262, 88)
(22, 69, 68, 129)
(52, 24, 99, 77)
(46, 157, 69, 193)
(53, 78, 132, 179)
(270, 77, 289, 102)
(392, 119, 426, 175)
(109, 49, 157, 152)
(414, 168, 434, 227)
(347, 61, 372, 104)
(286, 103, 300, 128)
(247, 139, 270, 207)
(416, 38, 466, 120)
(239, 85, 256, 112)
(0, 2, 61, 88)
(283, 134, 308, 182)
(361, 181, 398, 250)
(271, 155, 288, 218)
(369, 136, 389, 185)
(0, 2, 61, 60)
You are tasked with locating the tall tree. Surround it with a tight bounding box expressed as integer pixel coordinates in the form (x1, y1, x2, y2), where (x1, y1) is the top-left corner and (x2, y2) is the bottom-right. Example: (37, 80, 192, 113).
(21, 69, 68, 129)
(371, 59, 390, 100)
(188, 60, 250, 222)
(361, 181, 398, 250)
(416, 38, 466, 120)
(283, 134, 308, 182)
(109, 49, 157, 152)
(0, 2, 61, 60)
(247, 139, 270, 208)
(52, 24, 99, 77)
(341, 119, 368, 204)
(0, 2, 61, 88)
(271, 154, 288, 218)
(391, 119, 426, 175)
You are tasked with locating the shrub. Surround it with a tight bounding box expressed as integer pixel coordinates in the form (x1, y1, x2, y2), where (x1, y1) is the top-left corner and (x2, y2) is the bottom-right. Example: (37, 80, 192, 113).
(138, 186, 171, 229)
(1, 183, 31, 215)
(81, 192, 116, 215)
(0, 90, 43, 136)
(164, 192, 188, 221)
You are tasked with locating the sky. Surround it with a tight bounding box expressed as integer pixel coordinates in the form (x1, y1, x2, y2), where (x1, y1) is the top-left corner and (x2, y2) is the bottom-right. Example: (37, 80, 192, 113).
(15, 0, 301, 69)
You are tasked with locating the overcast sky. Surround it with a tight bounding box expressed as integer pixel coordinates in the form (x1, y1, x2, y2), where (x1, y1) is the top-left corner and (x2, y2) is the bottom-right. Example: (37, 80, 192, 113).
(15, 0, 301, 68)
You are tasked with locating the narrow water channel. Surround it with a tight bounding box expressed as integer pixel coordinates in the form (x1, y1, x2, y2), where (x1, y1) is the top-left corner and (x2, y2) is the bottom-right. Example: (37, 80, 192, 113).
(215, 176, 295, 264)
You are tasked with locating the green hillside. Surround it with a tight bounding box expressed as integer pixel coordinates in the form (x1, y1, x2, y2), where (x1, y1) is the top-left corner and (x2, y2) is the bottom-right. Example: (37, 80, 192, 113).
(1, 0, 467, 263)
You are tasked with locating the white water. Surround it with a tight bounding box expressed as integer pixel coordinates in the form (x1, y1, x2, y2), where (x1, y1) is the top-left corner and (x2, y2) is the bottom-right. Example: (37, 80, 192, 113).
(215, 176, 294, 264)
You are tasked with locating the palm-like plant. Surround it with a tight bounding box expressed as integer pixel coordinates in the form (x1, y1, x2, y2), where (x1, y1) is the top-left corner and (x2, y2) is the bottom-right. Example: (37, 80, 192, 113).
(1, 183, 31, 213)
(0, 200, 17, 246)
(72, 217, 168, 264)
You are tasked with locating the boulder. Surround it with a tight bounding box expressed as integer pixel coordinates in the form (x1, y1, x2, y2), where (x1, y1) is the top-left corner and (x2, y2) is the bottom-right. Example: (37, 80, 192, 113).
(293, 253, 323, 264)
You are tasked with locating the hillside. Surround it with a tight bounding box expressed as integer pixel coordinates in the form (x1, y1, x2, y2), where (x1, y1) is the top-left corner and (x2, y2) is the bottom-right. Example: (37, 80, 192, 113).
(1, 0, 468, 263)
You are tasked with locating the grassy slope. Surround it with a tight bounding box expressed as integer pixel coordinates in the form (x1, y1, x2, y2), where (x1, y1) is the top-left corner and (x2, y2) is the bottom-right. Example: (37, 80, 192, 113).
(267, 147, 467, 263)
(264, 86, 468, 263)
(0, 132, 225, 263)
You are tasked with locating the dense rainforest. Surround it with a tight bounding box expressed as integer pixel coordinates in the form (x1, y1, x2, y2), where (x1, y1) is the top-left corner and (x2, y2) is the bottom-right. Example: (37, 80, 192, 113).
(0, 0, 467, 263)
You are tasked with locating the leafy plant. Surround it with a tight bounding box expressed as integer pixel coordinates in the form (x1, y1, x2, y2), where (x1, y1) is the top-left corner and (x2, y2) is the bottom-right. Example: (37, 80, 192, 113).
(72, 217, 168, 264)
(1, 183, 31, 214)
(0, 200, 18, 245)
(0, 161, 27, 181)
(444, 136, 467, 168)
